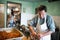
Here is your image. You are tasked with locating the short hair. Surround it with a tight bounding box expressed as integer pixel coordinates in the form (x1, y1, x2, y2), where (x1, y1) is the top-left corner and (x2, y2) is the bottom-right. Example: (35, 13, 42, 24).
(37, 5, 47, 12)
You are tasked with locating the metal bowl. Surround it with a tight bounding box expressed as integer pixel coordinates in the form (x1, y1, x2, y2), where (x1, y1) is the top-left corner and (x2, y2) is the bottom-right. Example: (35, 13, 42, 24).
(0, 27, 24, 40)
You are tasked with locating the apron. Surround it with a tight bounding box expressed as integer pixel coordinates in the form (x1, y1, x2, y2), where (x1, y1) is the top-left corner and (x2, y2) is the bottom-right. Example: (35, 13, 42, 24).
(36, 15, 51, 40)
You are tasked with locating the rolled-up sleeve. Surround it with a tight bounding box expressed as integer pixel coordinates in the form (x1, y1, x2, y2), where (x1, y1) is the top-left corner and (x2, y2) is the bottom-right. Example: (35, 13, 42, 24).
(28, 18, 35, 27)
(29, 20, 34, 26)
(47, 15, 55, 32)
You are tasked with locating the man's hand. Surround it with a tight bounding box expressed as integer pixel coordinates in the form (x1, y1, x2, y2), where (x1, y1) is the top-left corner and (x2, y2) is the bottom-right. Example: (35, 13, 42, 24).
(37, 31, 53, 38)
(37, 33, 43, 38)
(28, 26, 37, 36)
(31, 32, 36, 36)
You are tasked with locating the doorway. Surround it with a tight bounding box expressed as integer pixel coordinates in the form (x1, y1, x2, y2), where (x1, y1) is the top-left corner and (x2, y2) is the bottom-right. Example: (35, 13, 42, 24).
(7, 2, 21, 28)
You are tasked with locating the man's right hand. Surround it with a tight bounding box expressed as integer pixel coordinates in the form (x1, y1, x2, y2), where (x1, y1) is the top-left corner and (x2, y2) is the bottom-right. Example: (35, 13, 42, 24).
(31, 32, 41, 40)
(31, 32, 37, 36)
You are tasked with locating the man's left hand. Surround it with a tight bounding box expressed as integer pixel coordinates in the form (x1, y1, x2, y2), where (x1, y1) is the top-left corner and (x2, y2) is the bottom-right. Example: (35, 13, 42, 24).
(37, 33, 44, 38)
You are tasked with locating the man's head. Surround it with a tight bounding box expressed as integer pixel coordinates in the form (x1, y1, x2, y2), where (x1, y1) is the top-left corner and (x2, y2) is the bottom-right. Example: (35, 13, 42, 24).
(37, 5, 47, 19)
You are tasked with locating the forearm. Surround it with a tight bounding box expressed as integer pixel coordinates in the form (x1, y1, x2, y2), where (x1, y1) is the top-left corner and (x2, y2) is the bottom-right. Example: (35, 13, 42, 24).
(42, 30, 53, 37)
(29, 26, 35, 33)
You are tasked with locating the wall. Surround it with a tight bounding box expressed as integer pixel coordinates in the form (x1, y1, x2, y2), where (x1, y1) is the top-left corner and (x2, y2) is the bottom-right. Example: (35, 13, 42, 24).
(0, 4, 4, 28)
(53, 16, 60, 29)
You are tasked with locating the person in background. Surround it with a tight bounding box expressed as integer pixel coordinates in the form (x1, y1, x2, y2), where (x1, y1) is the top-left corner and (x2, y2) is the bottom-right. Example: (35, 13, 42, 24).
(7, 9, 16, 27)
(28, 5, 55, 40)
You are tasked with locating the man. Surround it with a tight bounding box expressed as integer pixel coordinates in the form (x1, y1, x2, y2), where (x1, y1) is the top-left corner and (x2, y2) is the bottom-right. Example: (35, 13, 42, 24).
(28, 5, 55, 40)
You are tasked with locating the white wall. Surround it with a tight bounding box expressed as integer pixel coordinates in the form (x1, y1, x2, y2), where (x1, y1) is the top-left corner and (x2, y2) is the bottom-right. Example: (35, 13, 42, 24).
(21, 13, 35, 26)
